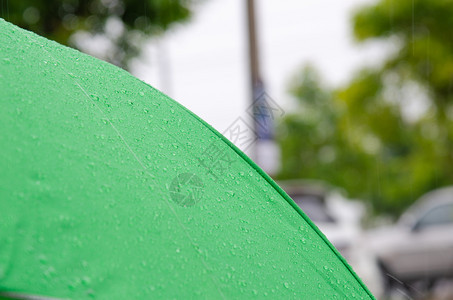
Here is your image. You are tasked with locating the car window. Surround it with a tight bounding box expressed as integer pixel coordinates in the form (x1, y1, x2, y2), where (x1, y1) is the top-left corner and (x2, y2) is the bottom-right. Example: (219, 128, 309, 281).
(415, 203, 453, 230)
(292, 195, 336, 223)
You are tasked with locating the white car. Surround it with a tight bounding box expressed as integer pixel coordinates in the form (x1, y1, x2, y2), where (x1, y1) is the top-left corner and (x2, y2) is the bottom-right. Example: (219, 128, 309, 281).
(367, 186, 453, 296)
(279, 181, 383, 297)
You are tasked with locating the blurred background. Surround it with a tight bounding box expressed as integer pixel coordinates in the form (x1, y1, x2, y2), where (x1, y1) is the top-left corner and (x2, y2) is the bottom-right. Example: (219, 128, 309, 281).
(2, 0, 453, 298)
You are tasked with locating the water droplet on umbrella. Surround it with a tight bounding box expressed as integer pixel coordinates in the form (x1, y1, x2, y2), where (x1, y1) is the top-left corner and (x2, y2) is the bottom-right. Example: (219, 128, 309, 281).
(90, 94, 99, 101)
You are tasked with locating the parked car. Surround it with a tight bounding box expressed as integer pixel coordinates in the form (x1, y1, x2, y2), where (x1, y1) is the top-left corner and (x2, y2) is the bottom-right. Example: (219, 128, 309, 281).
(368, 186, 453, 295)
(279, 180, 383, 297)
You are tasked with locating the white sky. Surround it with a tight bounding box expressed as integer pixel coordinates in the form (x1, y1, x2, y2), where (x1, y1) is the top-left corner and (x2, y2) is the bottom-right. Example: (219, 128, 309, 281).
(132, 0, 387, 133)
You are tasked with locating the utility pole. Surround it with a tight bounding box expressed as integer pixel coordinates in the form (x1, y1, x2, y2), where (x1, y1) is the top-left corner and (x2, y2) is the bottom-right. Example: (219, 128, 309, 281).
(245, 1, 280, 175)
(246, 0, 262, 161)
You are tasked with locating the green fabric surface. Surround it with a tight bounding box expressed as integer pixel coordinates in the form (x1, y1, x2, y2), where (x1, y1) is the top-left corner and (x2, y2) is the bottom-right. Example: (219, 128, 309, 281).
(0, 19, 374, 299)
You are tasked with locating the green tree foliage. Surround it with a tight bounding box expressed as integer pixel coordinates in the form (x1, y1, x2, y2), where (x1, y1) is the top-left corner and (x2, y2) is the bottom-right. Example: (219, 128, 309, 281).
(1, 0, 195, 68)
(278, 0, 453, 216)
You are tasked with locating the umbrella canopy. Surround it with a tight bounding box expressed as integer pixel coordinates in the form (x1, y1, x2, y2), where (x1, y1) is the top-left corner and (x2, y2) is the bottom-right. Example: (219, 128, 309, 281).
(0, 19, 374, 299)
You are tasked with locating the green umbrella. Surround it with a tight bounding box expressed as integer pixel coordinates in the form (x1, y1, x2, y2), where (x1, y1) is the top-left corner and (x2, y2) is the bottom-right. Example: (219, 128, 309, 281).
(0, 19, 374, 299)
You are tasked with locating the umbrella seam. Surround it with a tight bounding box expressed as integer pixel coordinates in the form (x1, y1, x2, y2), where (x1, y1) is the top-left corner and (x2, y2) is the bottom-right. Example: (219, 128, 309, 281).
(28, 40, 227, 299)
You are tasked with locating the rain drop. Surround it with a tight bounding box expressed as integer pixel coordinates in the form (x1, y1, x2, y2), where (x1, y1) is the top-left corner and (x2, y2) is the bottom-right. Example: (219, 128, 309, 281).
(90, 94, 99, 101)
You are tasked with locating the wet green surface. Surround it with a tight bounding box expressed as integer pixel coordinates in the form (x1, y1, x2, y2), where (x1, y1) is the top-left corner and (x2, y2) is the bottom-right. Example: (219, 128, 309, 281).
(0, 19, 374, 299)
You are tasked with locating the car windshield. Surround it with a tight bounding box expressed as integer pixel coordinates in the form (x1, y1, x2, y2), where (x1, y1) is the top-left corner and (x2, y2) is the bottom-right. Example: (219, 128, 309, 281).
(398, 187, 453, 227)
(414, 203, 453, 230)
(292, 195, 336, 223)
